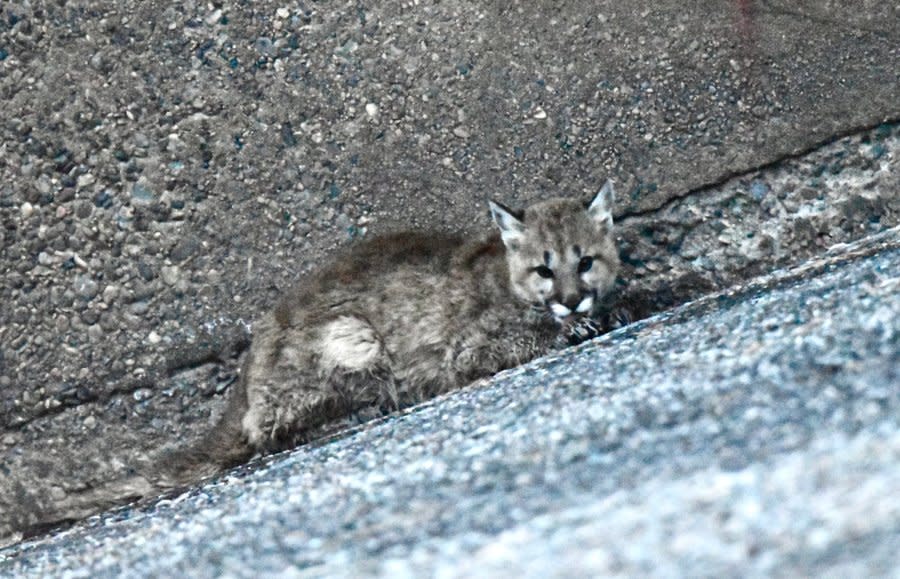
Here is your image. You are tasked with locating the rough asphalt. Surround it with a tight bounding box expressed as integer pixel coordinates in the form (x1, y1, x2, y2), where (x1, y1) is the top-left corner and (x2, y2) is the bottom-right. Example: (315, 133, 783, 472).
(2, 228, 897, 577)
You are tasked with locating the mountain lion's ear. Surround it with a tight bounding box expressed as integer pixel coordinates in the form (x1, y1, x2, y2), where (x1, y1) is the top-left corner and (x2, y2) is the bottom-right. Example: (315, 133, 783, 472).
(587, 180, 615, 229)
(489, 200, 525, 248)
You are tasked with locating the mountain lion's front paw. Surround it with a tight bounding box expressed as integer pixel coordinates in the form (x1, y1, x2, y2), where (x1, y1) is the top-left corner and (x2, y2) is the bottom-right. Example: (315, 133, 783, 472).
(558, 317, 602, 347)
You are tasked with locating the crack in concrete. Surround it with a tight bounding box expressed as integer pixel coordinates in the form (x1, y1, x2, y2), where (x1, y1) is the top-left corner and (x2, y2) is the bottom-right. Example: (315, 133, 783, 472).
(3, 329, 250, 432)
(617, 117, 900, 223)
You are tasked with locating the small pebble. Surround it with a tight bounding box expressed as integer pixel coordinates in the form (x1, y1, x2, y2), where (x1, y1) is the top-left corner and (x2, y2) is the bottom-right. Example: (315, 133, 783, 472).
(73, 275, 100, 301)
(161, 265, 180, 286)
(131, 182, 155, 205)
(87, 324, 104, 341)
(93, 191, 113, 209)
(102, 284, 120, 304)
(750, 181, 769, 201)
(57, 188, 76, 202)
(133, 388, 153, 402)
(76, 201, 93, 218)
(254, 37, 274, 56)
(80, 309, 100, 325)
(77, 174, 95, 188)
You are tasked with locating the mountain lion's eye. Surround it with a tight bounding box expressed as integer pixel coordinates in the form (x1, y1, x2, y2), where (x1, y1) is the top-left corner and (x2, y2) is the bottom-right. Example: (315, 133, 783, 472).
(577, 256, 594, 274)
(534, 265, 554, 279)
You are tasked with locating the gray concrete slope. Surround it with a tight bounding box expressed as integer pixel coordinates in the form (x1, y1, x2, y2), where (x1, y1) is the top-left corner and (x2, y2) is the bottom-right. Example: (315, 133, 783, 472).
(2, 229, 898, 577)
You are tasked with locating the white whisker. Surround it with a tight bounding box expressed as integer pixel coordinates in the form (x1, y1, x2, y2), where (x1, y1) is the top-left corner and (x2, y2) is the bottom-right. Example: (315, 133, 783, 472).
(576, 295, 594, 313)
(550, 303, 571, 318)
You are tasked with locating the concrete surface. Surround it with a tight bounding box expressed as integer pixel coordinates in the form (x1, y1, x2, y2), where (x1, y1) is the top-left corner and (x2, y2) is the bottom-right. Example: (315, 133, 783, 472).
(1, 227, 897, 577)
(1, 0, 898, 544)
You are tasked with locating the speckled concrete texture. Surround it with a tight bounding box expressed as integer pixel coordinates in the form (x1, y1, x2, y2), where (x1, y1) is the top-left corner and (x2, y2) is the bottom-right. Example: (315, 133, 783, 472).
(1, 0, 898, 545)
(1, 228, 897, 576)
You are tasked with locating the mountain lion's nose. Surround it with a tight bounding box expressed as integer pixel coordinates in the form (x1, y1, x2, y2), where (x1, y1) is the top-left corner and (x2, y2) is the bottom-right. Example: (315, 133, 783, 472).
(561, 295, 581, 311)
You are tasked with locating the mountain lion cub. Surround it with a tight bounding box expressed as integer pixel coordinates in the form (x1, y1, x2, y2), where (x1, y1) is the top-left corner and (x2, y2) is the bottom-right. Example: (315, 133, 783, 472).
(164, 182, 619, 483)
